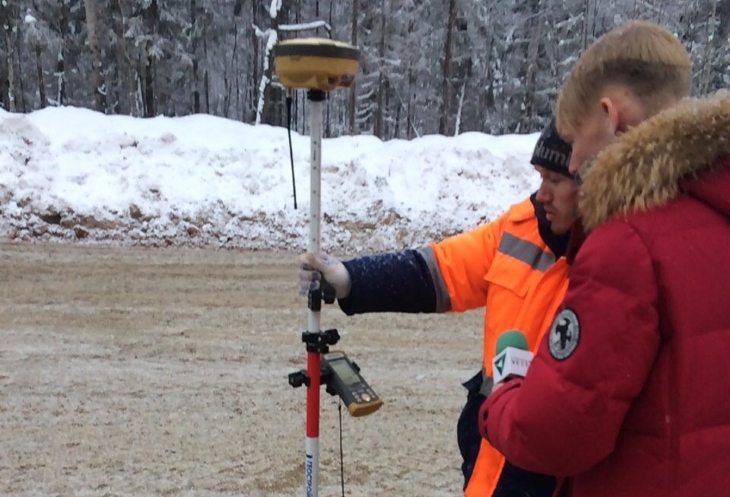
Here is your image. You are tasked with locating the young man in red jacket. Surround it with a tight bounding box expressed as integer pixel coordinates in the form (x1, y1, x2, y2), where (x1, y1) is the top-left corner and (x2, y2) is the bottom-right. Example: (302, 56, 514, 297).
(479, 20, 730, 497)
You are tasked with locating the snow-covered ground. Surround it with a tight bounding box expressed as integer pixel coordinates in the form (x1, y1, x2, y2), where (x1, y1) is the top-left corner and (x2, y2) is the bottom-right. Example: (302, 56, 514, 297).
(0, 106, 541, 252)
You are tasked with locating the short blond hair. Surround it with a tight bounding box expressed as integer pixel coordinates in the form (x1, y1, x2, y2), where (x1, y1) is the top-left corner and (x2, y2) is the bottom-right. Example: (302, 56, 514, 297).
(556, 21, 691, 139)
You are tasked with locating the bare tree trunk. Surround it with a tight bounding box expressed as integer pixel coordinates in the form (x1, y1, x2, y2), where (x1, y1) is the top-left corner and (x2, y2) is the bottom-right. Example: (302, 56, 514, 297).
(144, 58, 155, 116)
(6, 32, 17, 112)
(439, 0, 457, 135)
(56, 51, 67, 106)
(407, 65, 415, 139)
(263, 8, 280, 125)
(110, 55, 121, 113)
(224, 17, 240, 118)
(190, 0, 200, 113)
(105, 3, 121, 112)
(235, 30, 241, 119)
(35, 42, 46, 108)
(393, 82, 401, 138)
(143, 0, 159, 117)
(135, 55, 145, 115)
(454, 80, 466, 135)
(315, 0, 320, 35)
(348, 0, 358, 134)
(14, 16, 27, 112)
(234, 0, 244, 117)
(373, 0, 386, 138)
(476, 0, 497, 121)
(405, 10, 417, 140)
(256, 2, 280, 125)
(223, 65, 230, 117)
(590, 0, 598, 39)
(684, 6, 704, 95)
(251, 0, 259, 119)
(54, 1, 70, 107)
(581, 0, 591, 50)
(1, 0, 18, 112)
(655, 0, 663, 25)
(203, 19, 210, 113)
(700, 0, 718, 95)
(717, 0, 730, 40)
(111, 0, 135, 114)
(84, 0, 108, 112)
(521, 0, 543, 129)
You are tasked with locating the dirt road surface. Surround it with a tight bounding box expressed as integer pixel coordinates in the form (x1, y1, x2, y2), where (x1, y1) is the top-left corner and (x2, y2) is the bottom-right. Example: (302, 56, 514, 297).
(0, 241, 483, 497)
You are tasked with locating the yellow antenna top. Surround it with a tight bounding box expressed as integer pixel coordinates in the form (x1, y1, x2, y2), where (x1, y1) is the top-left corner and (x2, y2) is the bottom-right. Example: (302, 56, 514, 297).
(273, 38, 360, 92)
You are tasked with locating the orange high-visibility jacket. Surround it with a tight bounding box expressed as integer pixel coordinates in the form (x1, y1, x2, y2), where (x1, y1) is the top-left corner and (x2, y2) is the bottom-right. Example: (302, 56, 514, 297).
(429, 197, 570, 497)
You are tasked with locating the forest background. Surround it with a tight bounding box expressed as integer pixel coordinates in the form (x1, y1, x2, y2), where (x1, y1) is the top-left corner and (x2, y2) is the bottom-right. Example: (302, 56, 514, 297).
(1, 0, 726, 139)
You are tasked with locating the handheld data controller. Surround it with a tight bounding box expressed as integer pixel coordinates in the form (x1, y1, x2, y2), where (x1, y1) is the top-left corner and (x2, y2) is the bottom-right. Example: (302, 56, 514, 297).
(322, 351, 383, 417)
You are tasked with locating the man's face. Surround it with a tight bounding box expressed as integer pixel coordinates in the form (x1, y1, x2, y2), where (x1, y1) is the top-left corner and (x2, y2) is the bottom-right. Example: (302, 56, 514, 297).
(534, 165, 579, 234)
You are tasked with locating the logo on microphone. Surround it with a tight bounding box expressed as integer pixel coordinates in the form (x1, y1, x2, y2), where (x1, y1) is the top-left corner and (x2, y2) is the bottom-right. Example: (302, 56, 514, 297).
(494, 355, 506, 376)
(549, 308, 580, 360)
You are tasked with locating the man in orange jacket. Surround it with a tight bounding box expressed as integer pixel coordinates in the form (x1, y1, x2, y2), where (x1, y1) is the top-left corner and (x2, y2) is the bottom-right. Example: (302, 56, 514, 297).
(299, 120, 578, 497)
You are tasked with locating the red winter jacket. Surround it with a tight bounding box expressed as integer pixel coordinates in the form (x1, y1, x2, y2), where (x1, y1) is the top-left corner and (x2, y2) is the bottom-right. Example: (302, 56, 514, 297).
(479, 92, 730, 497)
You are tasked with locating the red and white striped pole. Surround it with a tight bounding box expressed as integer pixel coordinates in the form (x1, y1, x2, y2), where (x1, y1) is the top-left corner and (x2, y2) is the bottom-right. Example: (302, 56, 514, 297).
(273, 38, 359, 497)
(304, 89, 326, 497)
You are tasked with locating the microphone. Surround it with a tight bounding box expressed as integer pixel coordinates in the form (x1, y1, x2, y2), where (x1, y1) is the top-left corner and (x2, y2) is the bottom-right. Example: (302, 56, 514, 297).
(492, 329, 534, 383)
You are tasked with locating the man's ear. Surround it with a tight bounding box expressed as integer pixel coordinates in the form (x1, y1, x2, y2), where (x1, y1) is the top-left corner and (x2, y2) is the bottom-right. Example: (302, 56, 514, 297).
(598, 96, 620, 135)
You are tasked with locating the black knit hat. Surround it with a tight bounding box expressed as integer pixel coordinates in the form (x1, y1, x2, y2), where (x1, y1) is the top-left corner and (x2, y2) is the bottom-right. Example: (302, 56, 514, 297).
(531, 119, 572, 177)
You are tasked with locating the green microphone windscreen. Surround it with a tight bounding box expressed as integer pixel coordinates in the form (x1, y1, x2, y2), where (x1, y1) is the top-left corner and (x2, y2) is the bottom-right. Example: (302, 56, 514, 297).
(495, 329, 528, 356)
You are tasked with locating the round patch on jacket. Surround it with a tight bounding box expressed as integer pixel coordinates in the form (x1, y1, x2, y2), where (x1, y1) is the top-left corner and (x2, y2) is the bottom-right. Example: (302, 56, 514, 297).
(548, 308, 580, 360)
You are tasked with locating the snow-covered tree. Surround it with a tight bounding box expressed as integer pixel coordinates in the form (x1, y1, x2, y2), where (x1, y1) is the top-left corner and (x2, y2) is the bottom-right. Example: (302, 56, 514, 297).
(1, 0, 727, 136)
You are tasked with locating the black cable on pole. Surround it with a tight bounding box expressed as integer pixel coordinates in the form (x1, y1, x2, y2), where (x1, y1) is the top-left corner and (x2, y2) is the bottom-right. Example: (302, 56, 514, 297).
(339, 401, 345, 497)
(286, 90, 297, 209)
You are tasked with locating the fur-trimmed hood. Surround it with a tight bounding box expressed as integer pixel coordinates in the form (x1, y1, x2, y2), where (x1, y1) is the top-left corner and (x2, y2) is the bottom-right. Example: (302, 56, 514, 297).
(579, 90, 730, 232)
